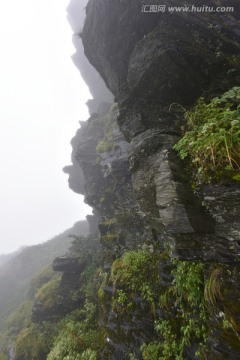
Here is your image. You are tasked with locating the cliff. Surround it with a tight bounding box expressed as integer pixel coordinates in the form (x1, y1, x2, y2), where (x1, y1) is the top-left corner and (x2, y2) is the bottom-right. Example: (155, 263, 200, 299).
(66, 0, 113, 114)
(65, 1, 240, 359)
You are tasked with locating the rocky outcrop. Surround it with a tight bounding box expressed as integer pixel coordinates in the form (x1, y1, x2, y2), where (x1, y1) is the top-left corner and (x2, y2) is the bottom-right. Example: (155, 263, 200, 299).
(65, 0, 240, 358)
(80, 0, 240, 261)
(66, 0, 113, 114)
(65, 101, 157, 358)
(52, 256, 82, 272)
(32, 256, 83, 323)
(82, 0, 240, 101)
(32, 244, 94, 323)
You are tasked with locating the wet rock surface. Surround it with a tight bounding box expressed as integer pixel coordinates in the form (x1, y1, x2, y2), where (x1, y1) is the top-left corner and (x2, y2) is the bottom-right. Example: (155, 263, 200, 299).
(52, 256, 82, 273)
(80, 0, 240, 263)
(66, 0, 240, 358)
(32, 257, 84, 323)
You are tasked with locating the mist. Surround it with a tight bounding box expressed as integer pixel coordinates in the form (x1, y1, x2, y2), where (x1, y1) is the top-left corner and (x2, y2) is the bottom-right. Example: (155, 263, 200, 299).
(0, 0, 92, 254)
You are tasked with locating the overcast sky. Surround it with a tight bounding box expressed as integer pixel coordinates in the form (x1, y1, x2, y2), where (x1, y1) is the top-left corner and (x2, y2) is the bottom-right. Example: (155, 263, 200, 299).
(0, 0, 92, 254)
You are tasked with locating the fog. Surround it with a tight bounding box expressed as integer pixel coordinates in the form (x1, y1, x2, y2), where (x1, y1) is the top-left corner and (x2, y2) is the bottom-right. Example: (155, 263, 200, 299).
(0, 0, 92, 254)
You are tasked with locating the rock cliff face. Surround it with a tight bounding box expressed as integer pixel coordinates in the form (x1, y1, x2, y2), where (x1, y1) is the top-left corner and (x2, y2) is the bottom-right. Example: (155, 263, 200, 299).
(66, 0, 240, 358)
(67, 0, 113, 114)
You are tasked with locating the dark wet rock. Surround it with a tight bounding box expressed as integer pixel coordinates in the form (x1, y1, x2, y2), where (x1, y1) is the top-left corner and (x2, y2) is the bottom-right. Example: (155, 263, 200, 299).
(205, 265, 240, 359)
(202, 185, 240, 241)
(103, 307, 155, 360)
(52, 256, 82, 273)
(65, 103, 155, 356)
(86, 214, 99, 235)
(65, 0, 240, 358)
(31, 301, 77, 323)
(82, 0, 240, 102)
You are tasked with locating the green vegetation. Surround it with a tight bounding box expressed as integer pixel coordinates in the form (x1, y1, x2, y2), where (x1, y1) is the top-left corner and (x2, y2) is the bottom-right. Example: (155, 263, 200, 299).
(5, 300, 32, 335)
(0, 220, 239, 359)
(142, 260, 209, 360)
(67, 234, 100, 267)
(143, 262, 240, 359)
(36, 275, 61, 309)
(30, 266, 57, 294)
(95, 103, 119, 154)
(109, 252, 213, 359)
(0, 231, 101, 360)
(203, 265, 240, 353)
(174, 87, 240, 182)
(0, 237, 239, 360)
(101, 231, 118, 246)
(101, 218, 116, 227)
(97, 270, 109, 301)
(204, 266, 223, 307)
(96, 139, 116, 153)
(46, 234, 101, 360)
(141, 341, 162, 360)
(0, 221, 88, 329)
(14, 323, 57, 360)
(111, 249, 160, 313)
(47, 307, 100, 360)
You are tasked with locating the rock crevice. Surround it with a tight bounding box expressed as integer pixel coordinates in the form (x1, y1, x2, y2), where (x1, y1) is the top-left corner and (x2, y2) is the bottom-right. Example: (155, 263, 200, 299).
(65, 0, 240, 357)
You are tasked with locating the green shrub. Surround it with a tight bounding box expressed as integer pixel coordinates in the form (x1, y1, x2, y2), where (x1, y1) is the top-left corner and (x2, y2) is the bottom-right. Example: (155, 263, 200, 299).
(111, 249, 160, 312)
(204, 267, 223, 307)
(47, 320, 100, 360)
(101, 232, 118, 244)
(96, 140, 116, 153)
(30, 266, 56, 292)
(141, 341, 164, 360)
(68, 235, 100, 264)
(79, 349, 97, 360)
(36, 275, 60, 309)
(5, 300, 32, 335)
(144, 260, 209, 359)
(174, 87, 240, 182)
(0, 333, 10, 360)
(95, 103, 119, 155)
(14, 323, 56, 360)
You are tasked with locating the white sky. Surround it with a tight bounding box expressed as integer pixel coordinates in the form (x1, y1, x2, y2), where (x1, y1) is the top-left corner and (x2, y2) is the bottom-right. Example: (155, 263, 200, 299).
(0, 0, 92, 254)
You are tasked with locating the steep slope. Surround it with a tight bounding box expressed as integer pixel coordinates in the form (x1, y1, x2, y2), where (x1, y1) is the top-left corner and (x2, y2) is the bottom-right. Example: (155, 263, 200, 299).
(0, 221, 88, 327)
(65, 1, 240, 359)
(66, 0, 113, 114)
(6, 233, 101, 360)
(0, 248, 26, 268)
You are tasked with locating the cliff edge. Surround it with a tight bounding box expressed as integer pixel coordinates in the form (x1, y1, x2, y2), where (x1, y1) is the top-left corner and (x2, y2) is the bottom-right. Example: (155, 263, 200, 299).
(65, 1, 240, 358)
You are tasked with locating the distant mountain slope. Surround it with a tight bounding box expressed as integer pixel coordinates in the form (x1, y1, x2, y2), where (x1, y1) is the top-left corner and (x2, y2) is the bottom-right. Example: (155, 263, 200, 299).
(0, 220, 88, 325)
(0, 248, 25, 268)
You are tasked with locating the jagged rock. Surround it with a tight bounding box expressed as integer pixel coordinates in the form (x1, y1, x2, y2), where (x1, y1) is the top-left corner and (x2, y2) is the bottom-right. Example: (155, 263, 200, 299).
(31, 302, 73, 323)
(82, 0, 240, 102)
(201, 185, 240, 261)
(81, 0, 240, 264)
(65, 0, 240, 358)
(67, 0, 113, 114)
(63, 163, 85, 195)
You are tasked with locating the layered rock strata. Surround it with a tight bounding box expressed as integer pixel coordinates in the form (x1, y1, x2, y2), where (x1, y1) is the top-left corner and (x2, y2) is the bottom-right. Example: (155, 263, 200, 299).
(65, 0, 240, 358)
